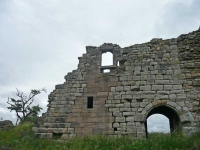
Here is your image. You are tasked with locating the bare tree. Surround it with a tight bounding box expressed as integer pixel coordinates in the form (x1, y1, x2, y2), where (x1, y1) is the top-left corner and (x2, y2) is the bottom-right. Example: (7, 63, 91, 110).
(7, 88, 46, 125)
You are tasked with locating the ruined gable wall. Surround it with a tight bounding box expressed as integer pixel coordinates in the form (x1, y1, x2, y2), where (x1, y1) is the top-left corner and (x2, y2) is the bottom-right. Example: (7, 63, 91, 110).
(177, 30, 200, 127)
(33, 28, 200, 139)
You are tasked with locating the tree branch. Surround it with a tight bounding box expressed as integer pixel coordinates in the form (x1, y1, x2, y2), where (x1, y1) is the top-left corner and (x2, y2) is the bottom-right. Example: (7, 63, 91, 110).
(7, 88, 46, 124)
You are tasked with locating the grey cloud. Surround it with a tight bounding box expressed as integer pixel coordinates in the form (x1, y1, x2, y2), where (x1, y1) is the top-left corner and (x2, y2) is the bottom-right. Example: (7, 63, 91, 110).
(0, 105, 16, 124)
(0, 103, 7, 109)
(155, 0, 200, 39)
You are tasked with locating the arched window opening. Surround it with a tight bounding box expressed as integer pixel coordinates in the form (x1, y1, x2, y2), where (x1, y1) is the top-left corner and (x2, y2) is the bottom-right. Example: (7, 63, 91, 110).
(102, 52, 113, 66)
(147, 114, 170, 133)
(145, 106, 181, 137)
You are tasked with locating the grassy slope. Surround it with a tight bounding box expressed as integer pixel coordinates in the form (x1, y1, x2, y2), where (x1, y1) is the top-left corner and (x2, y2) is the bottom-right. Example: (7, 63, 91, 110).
(0, 123, 200, 150)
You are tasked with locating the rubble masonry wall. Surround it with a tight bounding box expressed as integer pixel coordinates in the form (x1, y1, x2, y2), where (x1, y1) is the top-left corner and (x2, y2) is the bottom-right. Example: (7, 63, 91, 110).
(33, 28, 200, 140)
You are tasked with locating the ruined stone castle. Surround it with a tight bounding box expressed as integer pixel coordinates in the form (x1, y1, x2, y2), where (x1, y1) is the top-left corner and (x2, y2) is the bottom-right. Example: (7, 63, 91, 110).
(33, 28, 200, 140)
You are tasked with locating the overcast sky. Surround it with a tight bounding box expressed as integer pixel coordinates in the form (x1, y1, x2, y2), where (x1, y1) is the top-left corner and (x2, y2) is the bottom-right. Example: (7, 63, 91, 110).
(0, 0, 200, 132)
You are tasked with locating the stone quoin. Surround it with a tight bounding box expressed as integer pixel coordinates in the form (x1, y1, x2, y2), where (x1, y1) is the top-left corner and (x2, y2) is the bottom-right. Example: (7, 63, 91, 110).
(33, 28, 200, 140)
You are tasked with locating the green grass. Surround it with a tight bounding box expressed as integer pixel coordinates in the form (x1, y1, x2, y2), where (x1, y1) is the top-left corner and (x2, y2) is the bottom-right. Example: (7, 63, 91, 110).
(0, 123, 200, 150)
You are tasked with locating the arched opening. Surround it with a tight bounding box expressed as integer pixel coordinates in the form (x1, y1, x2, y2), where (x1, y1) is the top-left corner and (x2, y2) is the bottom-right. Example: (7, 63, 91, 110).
(145, 106, 180, 137)
(101, 52, 113, 66)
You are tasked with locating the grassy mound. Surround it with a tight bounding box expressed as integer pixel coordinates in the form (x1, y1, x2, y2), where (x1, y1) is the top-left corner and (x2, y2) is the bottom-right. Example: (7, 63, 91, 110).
(0, 123, 200, 150)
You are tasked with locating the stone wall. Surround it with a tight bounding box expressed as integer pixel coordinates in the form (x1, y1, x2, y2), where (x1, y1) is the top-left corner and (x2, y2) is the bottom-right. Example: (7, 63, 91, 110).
(0, 120, 14, 130)
(33, 28, 200, 139)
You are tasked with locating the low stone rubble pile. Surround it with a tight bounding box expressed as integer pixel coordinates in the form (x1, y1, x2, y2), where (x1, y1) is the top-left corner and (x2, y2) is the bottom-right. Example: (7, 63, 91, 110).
(0, 120, 14, 130)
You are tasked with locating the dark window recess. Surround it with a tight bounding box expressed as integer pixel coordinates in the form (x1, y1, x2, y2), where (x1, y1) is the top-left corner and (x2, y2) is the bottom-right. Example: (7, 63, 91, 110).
(119, 60, 125, 66)
(52, 133, 63, 139)
(87, 97, 93, 108)
(136, 99, 143, 102)
(126, 99, 132, 102)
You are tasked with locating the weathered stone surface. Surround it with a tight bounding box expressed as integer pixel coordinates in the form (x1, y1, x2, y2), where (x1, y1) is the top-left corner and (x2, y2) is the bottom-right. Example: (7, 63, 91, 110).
(113, 123, 119, 128)
(164, 85, 172, 91)
(152, 85, 163, 91)
(140, 85, 151, 91)
(126, 116, 134, 122)
(180, 112, 194, 122)
(0, 120, 14, 130)
(135, 114, 145, 122)
(34, 28, 200, 139)
(115, 117, 125, 123)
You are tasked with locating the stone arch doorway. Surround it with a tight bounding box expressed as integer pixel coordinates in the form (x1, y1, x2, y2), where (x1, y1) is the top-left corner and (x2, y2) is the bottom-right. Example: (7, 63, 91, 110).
(145, 105, 180, 137)
(142, 100, 194, 137)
